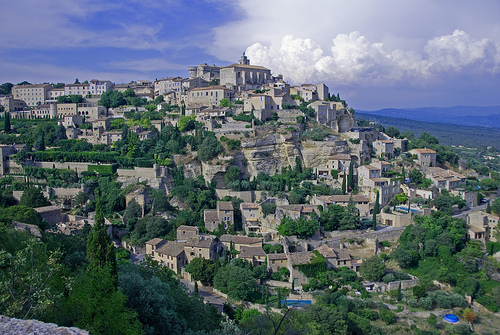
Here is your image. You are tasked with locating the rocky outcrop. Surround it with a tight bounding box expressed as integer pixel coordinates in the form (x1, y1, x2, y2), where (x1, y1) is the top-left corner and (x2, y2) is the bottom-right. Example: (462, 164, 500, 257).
(0, 315, 88, 334)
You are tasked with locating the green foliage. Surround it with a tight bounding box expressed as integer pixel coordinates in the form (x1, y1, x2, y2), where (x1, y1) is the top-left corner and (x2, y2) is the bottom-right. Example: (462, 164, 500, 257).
(178, 115, 196, 132)
(225, 166, 241, 185)
(277, 216, 319, 238)
(359, 256, 386, 281)
(19, 187, 51, 208)
(232, 112, 253, 123)
(0, 205, 44, 228)
(0, 227, 64, 320)
(197, 132, 223, 162)
(263, 243, 283, 254)
(86, 199, 117, 277)
(87, 164, 117, 175)
(213, 265, 259, 301)
(185, 257, 216, 284)
(98, 90, 127, 109)
(220, 98, 232, 108)
(296, 250, 327, 279)
(57, 94, 84, 104)
(261, 203, 276, 218)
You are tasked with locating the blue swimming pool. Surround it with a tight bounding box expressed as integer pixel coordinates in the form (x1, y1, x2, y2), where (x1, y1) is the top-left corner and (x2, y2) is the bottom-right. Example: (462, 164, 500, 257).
(281, 300, 312, 307)
(396, 206, 422, 213)
(444, 314, 459, 323)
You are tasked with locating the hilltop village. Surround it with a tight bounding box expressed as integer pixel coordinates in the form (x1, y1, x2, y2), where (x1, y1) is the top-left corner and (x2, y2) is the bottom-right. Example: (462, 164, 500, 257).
(1, 55, 500, 334)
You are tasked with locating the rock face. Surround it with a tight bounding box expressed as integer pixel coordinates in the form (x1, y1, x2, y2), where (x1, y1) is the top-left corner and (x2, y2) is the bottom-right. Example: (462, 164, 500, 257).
(240, 133, 300, 178)
(0, 315, 89, 334)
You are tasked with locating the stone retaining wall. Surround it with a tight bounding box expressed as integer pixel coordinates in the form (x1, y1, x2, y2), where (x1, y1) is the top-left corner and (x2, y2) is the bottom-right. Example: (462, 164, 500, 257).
(0, 315, 88, 334)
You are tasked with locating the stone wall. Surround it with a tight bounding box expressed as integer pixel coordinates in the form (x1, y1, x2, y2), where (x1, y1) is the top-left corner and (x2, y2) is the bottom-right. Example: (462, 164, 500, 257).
(0, 315, 88, 334)
(387, 279, 420, 291)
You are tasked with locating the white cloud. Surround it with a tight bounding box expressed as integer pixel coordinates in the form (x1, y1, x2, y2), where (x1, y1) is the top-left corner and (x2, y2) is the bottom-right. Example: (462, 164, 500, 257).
(245, 31, 500, 87)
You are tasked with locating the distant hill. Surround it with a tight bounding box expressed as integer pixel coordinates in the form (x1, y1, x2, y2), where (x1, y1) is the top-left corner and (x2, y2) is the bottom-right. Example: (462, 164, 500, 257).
(357, 106, 500, 129)
(355, 112, 500, 150)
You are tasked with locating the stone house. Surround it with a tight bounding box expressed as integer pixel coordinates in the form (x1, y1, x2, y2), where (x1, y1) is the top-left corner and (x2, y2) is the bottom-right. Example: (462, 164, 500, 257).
(373, 140, 394, 157)
(240, 202, 260, 234)
(219, 54, 272, 88)
(34, 206, 62, 224)
(176, 225, 200, 241)
(467, 211, 500, 242)
(315, 244, 353, 270)
(410, 148, 437, 168)
(184, 236, 217, 263)
(219, 235, 263, 251)
(268, 253, 288, 273)
(275, 204, 320, 221)
(424, 167, 466, 191)
(187, 85, 232, 108)
(238, 246, 267, 267)
(203, 201, 234, 232)
(155, 241, 188, 273)
(145, 238, 168, 256)
(287, 252, 314, 285)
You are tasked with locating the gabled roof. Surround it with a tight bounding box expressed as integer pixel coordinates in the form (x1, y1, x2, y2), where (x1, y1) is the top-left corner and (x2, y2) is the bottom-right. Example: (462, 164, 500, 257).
(411, 148, 436, 154)
(145, 238, 167, 247)
(177, 225, 200, 232)
(217, 201, 234, 211)
(315, 244, 338, 259)
(222, 64, 270, 71)
(240, 203, 259, 210)
(185, 236, 214, 248)
(289, 252, 313, 266)
(239, 246, 266, 259)
(204, 209, 219, 222)
(268, 253, 287, 261)
(220, 234, 263, 245)
(157, 241, 185, 257)
(334, 248, 351, 261)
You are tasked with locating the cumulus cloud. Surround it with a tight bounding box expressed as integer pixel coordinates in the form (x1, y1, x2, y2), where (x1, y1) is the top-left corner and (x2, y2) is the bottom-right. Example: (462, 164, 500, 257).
(245, 30, 500, 87)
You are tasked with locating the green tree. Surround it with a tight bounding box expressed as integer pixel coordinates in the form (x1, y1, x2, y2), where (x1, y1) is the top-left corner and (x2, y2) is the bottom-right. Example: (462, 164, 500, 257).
(408, 168, 423, 185)
(487, 201, 492, 214)
(213, 265, 259, 301)
(385, 126, 400, 138)
(197, 133, 223, 162)
(61, 266, 142, 335)
(19, 187, 51, 208)
(341, 173, 346, 194)
(178, 115, 196, 132)
(220, 98, 233, 108)
(372, 191, 379, 230)
(359, 255, 385, 281)
(86, 198, 117, 278)
(55, 124, 67, 141)
(339, 196, 360, 230)
(123, 200, 142, 231)
(347, 161, 354, 190)
(185, 257, 216, 284)
(319, 204, 345, 231)
(4, 111, 11, 133)
(225, 166, 241, 185)
(34, 134, 45, 151)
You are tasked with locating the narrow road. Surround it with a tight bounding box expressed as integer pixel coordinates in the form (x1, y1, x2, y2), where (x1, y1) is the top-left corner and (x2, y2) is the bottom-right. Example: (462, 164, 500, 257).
(453, 203, 487, 218)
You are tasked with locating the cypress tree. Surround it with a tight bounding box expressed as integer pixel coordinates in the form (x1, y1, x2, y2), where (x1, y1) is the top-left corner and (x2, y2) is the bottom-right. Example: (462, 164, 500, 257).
(4, 111, 11, 133)
(342, 173, 346, 194)
(194, 282, 199, 295)
(87, 198, 117, 280)
(372, 191, 379, 230)
(348, 161, 354, 190)
(487, 201, 492, 214)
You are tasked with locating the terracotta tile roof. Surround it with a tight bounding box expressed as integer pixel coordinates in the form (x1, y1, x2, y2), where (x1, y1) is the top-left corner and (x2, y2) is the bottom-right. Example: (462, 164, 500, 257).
(157, 241, 185, 257)
(334, 248, 351, 261)
(145, 238, 167, 248)
(268, 253, 287, 261)
(316, 244, 338, 259)
(217, 201, 234, 211)
(177, 225, 200, 232)
(185, 236, 214, 248)
(360, 165, 380, 170)
(220, 234, 263, 245)
(239, 246, 266, 259)
(240, 203, 259, 209)
(412, 148, 436, 154)
(204, 209, 219, 222)
(289, 252, 313, 266)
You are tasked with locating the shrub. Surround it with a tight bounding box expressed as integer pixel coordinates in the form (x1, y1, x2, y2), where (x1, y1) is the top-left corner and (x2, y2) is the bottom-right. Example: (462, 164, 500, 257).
(419, 297, 433, 310)
(382, 274, 396, 283)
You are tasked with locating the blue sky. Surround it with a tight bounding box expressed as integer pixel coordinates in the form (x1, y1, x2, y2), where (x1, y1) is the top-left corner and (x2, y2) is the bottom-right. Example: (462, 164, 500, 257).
(1, 0, 500, 110)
